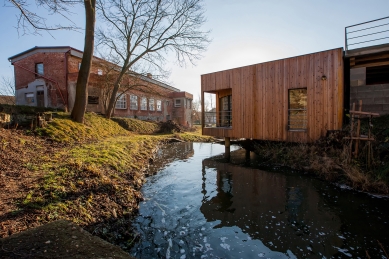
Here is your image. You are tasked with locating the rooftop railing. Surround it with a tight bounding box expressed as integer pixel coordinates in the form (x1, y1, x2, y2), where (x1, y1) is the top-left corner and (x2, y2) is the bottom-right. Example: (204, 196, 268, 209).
(345, 16, 389, 53)
(203, 111, 232, 128)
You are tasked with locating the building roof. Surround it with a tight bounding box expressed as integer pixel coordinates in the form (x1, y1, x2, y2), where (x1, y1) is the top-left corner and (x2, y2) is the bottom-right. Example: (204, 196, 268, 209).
(8, 46, 180, 92)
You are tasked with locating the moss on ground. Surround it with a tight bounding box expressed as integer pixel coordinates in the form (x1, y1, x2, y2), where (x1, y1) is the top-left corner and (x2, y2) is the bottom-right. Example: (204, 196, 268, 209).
(1, 112, 213, 249)
(38, 113, 130, 143)
(112, 117, 159, 134)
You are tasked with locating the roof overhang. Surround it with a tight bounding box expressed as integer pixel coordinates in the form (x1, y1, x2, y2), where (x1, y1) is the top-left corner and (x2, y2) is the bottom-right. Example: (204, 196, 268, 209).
(345, 43, 389, 58)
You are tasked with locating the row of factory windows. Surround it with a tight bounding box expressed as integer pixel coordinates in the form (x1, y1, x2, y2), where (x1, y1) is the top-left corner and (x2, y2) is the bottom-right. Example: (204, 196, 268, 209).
(113, 94, 191, 111)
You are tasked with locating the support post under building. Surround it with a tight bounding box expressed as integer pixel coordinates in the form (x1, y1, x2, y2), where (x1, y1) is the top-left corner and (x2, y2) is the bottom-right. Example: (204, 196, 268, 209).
(225, 137, 230, 159)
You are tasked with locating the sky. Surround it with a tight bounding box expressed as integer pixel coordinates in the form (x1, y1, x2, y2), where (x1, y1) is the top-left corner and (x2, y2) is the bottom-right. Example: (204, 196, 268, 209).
(0, 0, 388, 100)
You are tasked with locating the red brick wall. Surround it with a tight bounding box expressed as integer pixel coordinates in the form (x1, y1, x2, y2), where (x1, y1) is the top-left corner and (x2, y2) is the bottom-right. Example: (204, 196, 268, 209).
(112, 85, 174, 121)
(13, 52, 68, 107)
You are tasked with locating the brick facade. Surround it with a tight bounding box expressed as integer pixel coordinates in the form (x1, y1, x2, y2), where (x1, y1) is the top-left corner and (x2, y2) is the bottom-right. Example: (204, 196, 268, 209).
(9, 46, 193, 126)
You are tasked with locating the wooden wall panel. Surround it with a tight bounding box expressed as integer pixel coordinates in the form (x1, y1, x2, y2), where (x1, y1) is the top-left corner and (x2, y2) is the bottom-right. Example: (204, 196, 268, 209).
(201, 48, 344, 143)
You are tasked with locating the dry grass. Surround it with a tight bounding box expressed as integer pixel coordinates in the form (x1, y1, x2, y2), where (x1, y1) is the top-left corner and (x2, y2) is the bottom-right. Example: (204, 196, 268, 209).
(254, 136, 389, 194)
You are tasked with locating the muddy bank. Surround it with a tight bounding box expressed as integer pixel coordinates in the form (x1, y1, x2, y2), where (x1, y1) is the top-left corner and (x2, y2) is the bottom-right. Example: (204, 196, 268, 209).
(0, 220, 135, 259)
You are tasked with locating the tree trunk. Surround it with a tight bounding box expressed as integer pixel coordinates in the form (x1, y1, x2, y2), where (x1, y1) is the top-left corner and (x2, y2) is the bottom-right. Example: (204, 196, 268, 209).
(71, 0, 96, 123)
(105, 71, 126, 119)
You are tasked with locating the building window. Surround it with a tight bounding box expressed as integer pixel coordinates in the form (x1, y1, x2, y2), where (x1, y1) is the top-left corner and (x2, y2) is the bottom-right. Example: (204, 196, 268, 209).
(175, 99, 181, 107)
(88, 96, 99, 104)
(166, 101, 170, 106)
(288, 88, 307, 130)
(78, 63, 82, 70)
(149, 98, 155, 111)
(35, 63, 44, 76)
(97, 69, 103, 76)
(25, 93, 34, 104)
(130, 95, 138, 110)
(141, 97, 147, 110)
(187, 99, 192, 109)
(366, 65, 389, 85)
(115, 94, 127, 109)
(156, 100, 162, 111)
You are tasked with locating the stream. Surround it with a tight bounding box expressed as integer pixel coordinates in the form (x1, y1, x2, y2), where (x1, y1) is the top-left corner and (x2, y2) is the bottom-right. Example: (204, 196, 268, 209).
(130, 142, 389, 258)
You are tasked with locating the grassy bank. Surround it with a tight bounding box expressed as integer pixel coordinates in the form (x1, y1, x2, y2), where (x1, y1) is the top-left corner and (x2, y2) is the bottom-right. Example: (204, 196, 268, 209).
(253, 115, 389, 194)
(0, 113, 213, 249)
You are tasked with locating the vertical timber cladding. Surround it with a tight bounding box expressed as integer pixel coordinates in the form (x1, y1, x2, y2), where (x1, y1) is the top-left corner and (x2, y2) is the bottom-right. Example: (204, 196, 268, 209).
(201, 48, 344, 142)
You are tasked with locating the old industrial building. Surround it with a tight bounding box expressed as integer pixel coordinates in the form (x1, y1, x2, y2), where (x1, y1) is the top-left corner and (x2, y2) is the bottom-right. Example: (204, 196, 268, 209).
(8, 46, 193, 126)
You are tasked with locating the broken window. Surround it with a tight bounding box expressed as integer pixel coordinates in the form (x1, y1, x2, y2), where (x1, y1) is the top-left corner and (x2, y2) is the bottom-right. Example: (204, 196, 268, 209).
(130, 95, 138, 110)
(149, 98, 155, 111)
(288, 88, 307, 130)
(35, 63, 44, 76)
(115, 94, 127, 109)
(366, 65, 389, 85)
(141, 97, 147, 110)
(25, 93, 34, 105)
(88, 96, 99, 104)
(157, 100, 162, 111)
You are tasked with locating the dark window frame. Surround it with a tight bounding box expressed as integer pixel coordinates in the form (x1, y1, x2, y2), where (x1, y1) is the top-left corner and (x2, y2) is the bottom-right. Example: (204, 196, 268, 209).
(88, 96, 99, 105)
(366, 65, 389, 85)
(35, 63, 44, 77)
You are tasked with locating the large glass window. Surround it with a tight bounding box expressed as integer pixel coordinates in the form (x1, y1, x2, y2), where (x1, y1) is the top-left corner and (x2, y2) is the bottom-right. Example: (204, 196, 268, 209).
(149, 99, 155, 111)
(288, 88, 307, 130)
(156, 100, 162, 111)
(141, 97, 147, 110)
(220, 95, 232, 127)
(115, 94, 127, 109)
(130, 95, 138, 110)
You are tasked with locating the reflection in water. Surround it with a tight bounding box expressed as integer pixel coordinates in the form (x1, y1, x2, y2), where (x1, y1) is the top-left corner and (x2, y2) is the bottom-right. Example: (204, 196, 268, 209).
(131, 143, 389, 259)
(201, 158, 342, 258)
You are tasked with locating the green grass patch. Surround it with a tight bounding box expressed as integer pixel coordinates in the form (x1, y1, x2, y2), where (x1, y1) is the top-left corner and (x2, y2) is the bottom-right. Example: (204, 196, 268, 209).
(112, 117, 159, 134)
(39, 113, 130, 143)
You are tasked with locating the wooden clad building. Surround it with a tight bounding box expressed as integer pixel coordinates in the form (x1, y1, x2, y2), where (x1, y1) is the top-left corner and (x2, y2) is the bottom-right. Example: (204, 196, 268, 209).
(201, 48, 344, 143)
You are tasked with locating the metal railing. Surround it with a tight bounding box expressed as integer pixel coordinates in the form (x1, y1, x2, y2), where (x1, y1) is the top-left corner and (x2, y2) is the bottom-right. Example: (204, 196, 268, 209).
(204, 111, 232, 128)
(345, 16, 389, 53)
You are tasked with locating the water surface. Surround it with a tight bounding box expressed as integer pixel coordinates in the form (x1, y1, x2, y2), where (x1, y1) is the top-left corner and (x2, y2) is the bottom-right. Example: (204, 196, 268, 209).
(131, 143, 389, 258)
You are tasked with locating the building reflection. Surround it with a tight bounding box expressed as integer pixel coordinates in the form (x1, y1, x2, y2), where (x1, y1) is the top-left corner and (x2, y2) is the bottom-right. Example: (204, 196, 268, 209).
(148, 142, 194, 174)
(200, 150, 342, 258)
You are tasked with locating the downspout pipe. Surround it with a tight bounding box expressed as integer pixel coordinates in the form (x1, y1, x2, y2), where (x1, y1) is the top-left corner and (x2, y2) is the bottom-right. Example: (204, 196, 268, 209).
(12, 62, 69, 112)
(65, 49, 71, 111)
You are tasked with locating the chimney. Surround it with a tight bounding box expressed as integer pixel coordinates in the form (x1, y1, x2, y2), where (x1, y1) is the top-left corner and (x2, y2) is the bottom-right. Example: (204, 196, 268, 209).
(147, 73, 152, 79)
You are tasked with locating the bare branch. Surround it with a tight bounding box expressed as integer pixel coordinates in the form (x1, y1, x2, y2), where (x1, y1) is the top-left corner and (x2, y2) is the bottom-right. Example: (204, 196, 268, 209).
(5, 0, 81, 36)
(0, 76, 16, 105)
(95, 0, 210, 118)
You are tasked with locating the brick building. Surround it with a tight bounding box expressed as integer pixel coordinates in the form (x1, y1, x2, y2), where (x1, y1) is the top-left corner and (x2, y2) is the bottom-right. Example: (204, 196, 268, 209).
(8, 46, 193, 126)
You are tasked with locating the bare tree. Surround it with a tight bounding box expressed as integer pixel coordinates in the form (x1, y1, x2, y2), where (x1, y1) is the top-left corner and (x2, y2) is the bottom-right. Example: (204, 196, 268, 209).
(5, 0, 80, 36)
(0, 77, 16, 105)
(96, 0, 210, 119)
(192, 94, 201, 124)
